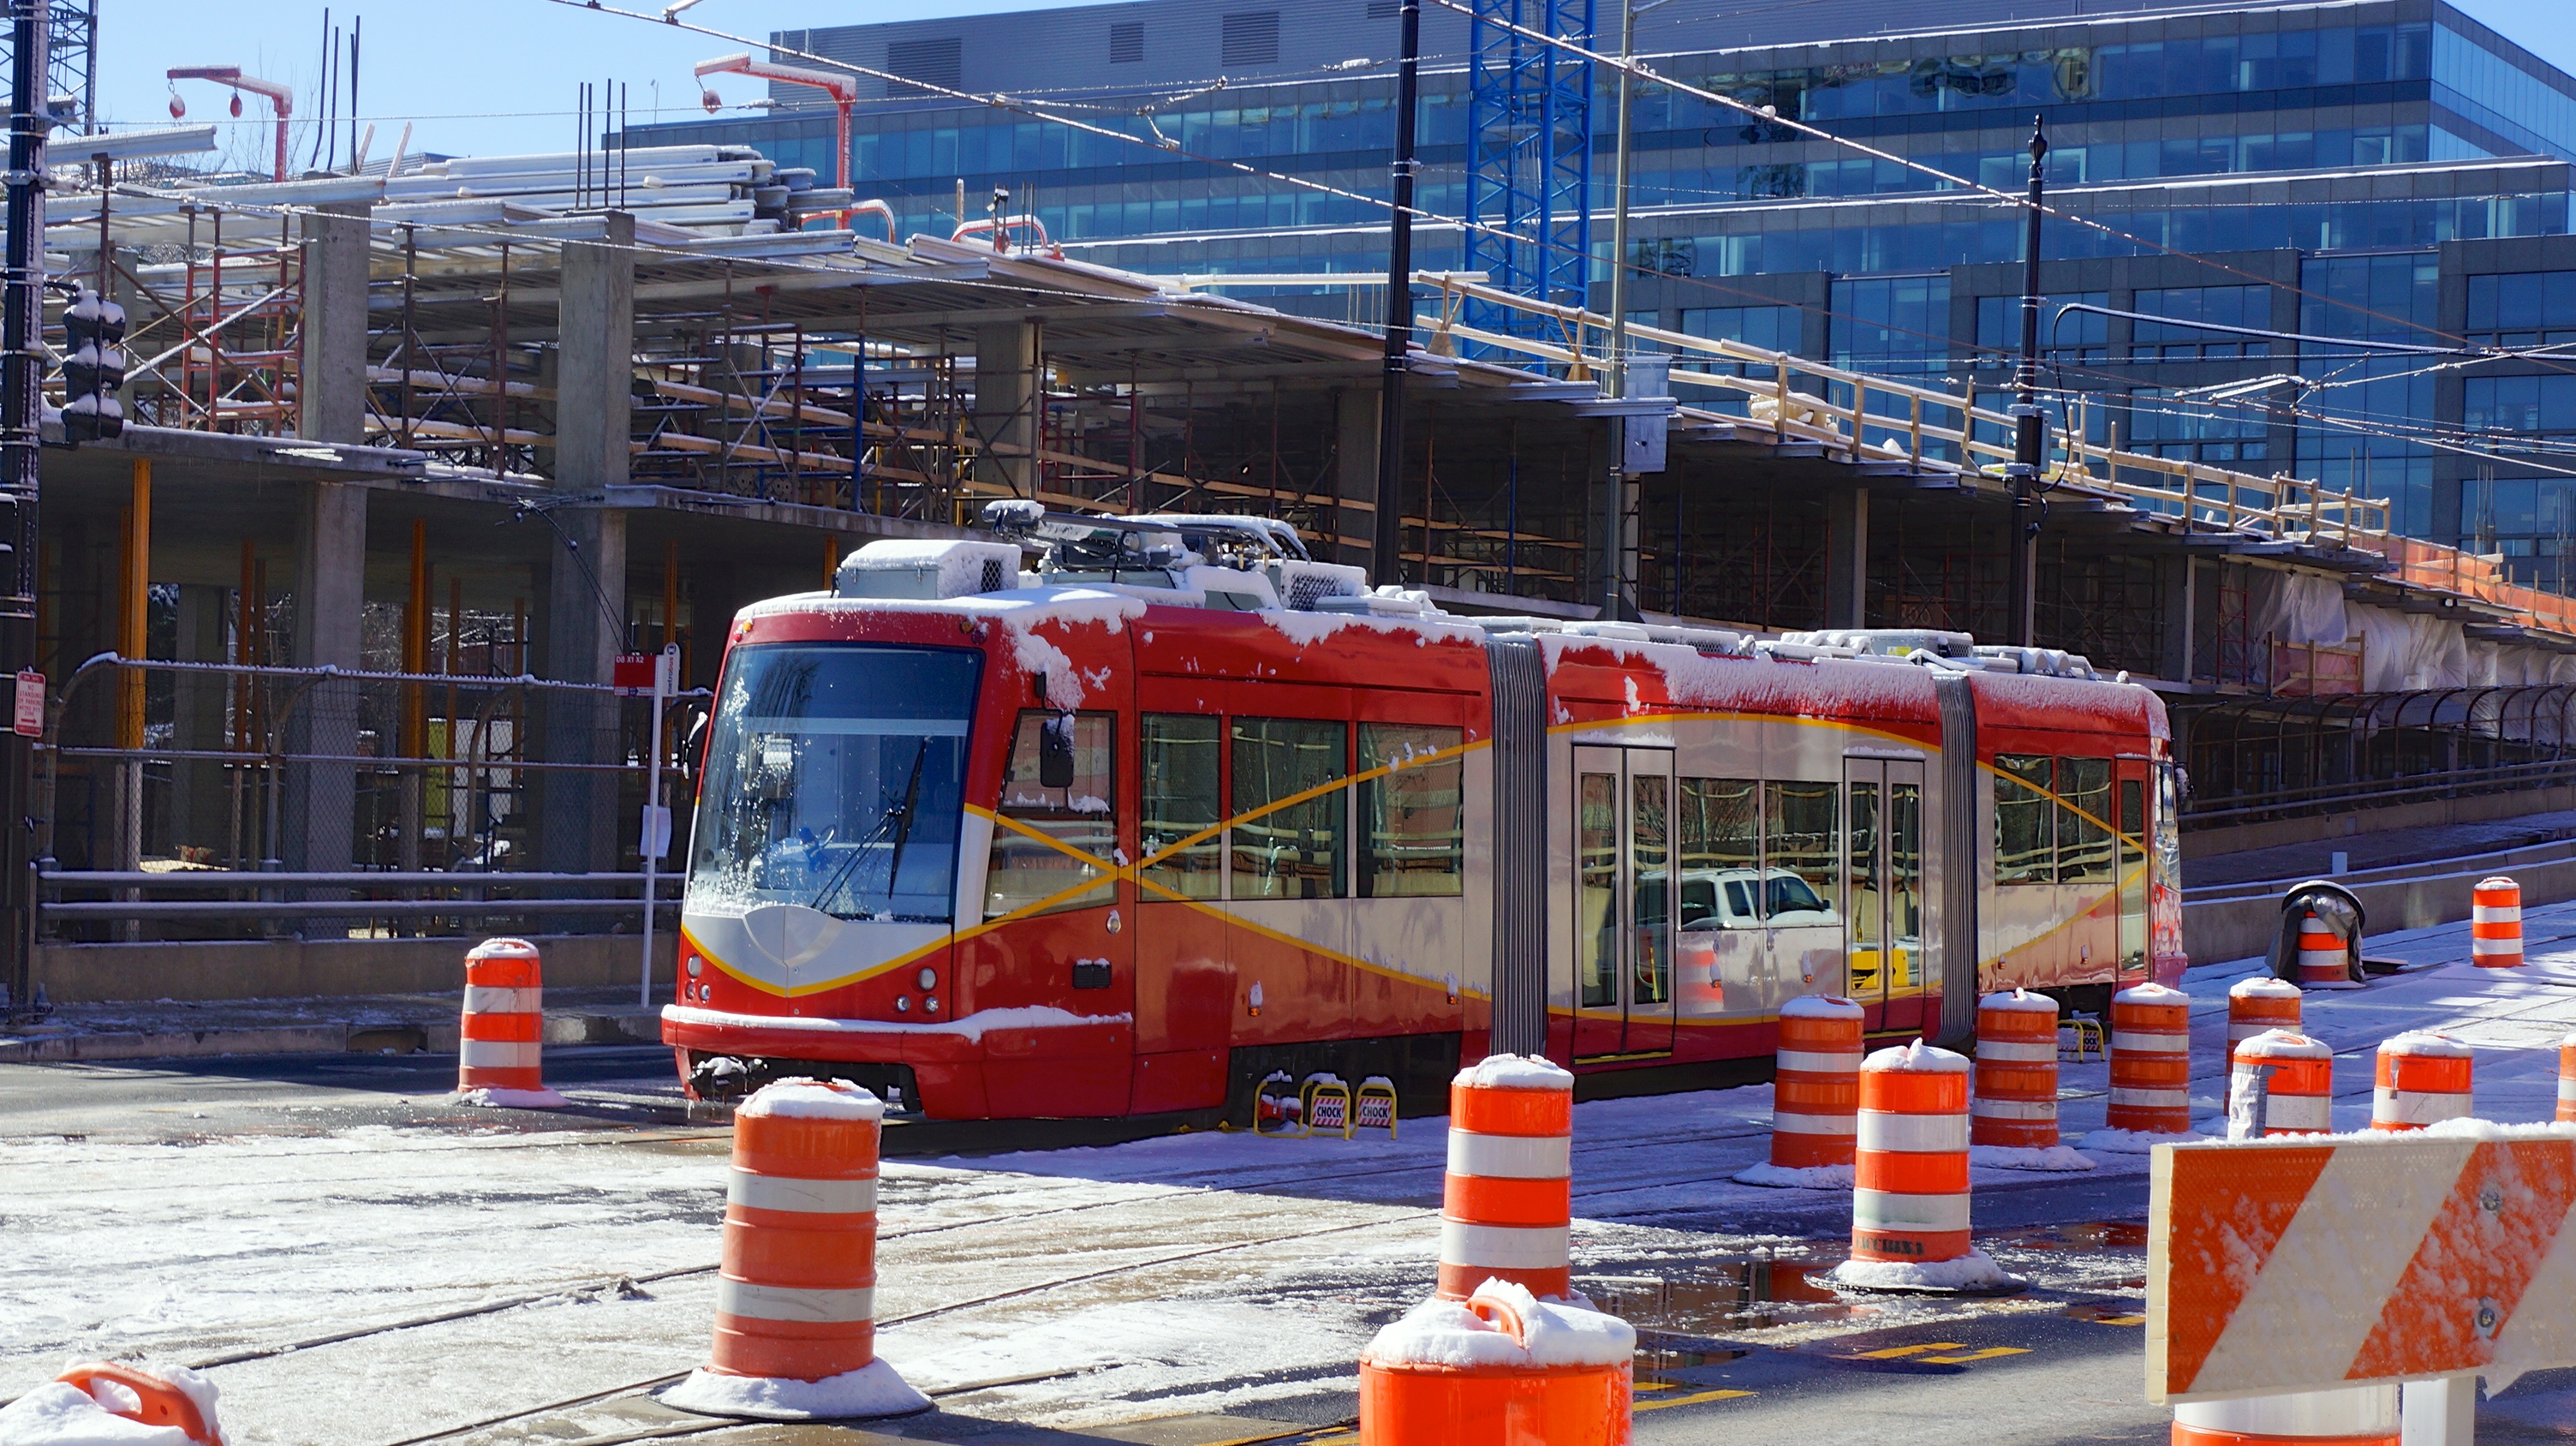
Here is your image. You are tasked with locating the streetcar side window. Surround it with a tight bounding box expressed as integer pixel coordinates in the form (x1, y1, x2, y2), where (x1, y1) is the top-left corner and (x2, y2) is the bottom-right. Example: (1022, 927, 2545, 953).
(1231, 716, 1348, 900)
(1994, 753, 2055, 885)
(1762, 780, 1840, 921)
(1357, 723, 1464, 898)
(1677, 776, 1758, 928)
(984, 710, 1117, 919)
(1141, 713, 1222, 900)
(2055, 756, 2115, 886)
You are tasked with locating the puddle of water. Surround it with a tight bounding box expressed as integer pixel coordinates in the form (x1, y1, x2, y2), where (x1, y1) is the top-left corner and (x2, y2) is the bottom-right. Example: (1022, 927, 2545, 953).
(2064, 1303, 2148, 1325)
(1588, 1255, 1869, 1352)
(1999, 1220, 2148, 1252)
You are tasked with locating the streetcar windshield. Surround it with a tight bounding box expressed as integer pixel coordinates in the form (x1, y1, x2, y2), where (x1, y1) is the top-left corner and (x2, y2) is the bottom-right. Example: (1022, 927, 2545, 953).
(688, 643, 980, 923)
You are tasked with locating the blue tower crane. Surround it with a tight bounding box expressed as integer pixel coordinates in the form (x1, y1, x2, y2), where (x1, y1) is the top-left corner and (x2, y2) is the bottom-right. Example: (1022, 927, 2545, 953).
(1464, 0, 1594, 355)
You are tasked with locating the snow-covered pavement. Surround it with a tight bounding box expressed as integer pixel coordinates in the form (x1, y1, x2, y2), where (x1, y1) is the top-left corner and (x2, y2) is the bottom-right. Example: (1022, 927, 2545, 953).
(3, 902, 2574, 1444)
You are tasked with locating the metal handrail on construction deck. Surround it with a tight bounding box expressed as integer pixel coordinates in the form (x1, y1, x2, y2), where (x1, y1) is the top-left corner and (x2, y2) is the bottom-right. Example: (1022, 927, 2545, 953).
(1424, 276, 2394, 541)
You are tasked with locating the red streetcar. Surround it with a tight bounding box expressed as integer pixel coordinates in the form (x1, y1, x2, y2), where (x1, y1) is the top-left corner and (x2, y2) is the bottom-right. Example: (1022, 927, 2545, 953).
(663, 502, 2184, 1120)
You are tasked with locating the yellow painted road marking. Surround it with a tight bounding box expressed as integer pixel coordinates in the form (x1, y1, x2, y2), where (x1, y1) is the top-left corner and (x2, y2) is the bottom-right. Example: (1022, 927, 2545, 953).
(1917, 1347, 2032, 1365)
(1847, 1341, 1966, 1359)
(2088, 1313, 2147, 1327)
(1635, 1388, 1756, 1412)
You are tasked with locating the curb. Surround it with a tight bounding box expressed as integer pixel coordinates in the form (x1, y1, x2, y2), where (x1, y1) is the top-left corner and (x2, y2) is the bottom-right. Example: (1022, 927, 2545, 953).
(0, 1010, 663, 1064)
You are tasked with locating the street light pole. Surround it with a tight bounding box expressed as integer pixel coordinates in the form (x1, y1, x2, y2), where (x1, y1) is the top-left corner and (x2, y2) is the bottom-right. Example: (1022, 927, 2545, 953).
(1372, 0, 1422, 588)
(1599, 0, 1640, 622)
(2006, 116, 2048, 648)
(1, 0, 45, 1021)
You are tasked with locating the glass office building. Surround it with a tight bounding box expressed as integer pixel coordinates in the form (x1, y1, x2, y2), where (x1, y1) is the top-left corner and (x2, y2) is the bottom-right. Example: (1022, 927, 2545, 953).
(633, 0, 2576, 580)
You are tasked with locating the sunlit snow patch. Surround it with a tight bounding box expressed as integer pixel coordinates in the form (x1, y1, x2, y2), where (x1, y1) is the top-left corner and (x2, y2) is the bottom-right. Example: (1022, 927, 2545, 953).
(2078, 1126, 2209, 1155)
(1827, 1249, 2026, 1294)
(1729, 1162, 1854, 1189)
(455, 1086, 571, 1109)
(1968, 1144, 2096, 1171)
(0, 1381, 194, 1445)
(659, 1359, 930, 1421)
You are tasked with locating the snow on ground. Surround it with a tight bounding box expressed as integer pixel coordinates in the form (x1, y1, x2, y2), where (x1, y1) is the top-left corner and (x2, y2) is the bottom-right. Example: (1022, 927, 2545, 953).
(6, 904, 2575, 1443)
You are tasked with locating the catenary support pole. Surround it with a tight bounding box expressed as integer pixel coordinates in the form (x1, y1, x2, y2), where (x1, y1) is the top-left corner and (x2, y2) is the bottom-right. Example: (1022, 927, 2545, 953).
(1372, 0, 1421, 589)
(2007, 116, 2048, 648)
(1600, 0, 1642, 623)
(2, 0, 47, 1021)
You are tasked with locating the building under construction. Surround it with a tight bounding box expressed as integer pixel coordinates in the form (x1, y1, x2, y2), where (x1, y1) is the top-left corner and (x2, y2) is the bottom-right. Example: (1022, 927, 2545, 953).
(23, 134, 2576, 990)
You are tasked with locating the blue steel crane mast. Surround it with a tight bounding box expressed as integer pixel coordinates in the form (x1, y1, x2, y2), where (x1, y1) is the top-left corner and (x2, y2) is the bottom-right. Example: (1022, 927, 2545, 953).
(1464, 0, 1594, 354)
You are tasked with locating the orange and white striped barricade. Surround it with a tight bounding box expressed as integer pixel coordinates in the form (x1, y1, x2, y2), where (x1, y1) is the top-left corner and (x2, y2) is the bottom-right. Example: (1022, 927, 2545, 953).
(2227, 975, 2304, 1049)
(51, 1362, 224, 1444)
(2148, 1131, 2576, 1441)
(1305, 1073, 1354, 1136)
(456, 937, 565, 1108)
(1831, 1043, 2021, 1291)
(1440, 1054, 1573, 1301)
(1972, 989, 2060, 1150)
(2296, 910, 2361, 989)
(2371, 1032, 2472, 1132)
(1769, 994, 1863, 1170)
(2473, 876, 2524, 968)
(2227, 1030, 2334, 1139)
(1355, 1076, 1399, 1138)
(1359, 1278, 1632, 1446)
(2105, 982, 2194, 1136)
(663, 1079, 928, 1421)
(2561, 1032, 2576, 1125)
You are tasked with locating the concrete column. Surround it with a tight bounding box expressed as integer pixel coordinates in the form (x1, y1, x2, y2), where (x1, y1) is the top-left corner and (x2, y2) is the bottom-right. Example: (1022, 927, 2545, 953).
(283, 481, 367, 879)
(170, 584, 230, 863)
(972, 317, 1040, 493)
(537, 508, 628, 880)
(555, 212, 635, 491)
(296, 204, 372, 445)
(2158, 553, 2197, 685)
(1333, 390, 1379, 570)
(1825, 486, 1870, 630)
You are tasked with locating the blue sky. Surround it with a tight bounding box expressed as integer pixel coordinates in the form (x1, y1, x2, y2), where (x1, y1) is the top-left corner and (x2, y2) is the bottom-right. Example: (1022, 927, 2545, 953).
(73, 0, 2576, 166)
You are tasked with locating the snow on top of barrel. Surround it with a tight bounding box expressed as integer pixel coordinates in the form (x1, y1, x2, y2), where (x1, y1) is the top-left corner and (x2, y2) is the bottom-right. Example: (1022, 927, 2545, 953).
(1361, 1280, 1634, 1370)
(0, 1382, 197, 1444)
(1863, 1039, 1969, 1073)
(467, 936, 539, 959)
(1455, 1053, 1574, 1091)
(2229, 976, 2304, 999)
(1979, 988, 2058, 1013)
(2115, 982, 2189, 1005)
(1781, 994, 1863, 1019)
(739, 1079, 886, 1122)
(2382, 1031, 2472, 1058)
(2234, 1028, 2329, 1058)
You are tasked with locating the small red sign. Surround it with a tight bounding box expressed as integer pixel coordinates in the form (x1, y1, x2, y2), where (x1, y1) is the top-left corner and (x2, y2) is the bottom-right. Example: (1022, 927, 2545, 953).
(611, 653, 654, 697)
(13, 671, 41, 737)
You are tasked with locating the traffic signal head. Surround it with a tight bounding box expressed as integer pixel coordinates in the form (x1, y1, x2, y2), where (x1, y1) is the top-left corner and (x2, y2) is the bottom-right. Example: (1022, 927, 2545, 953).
(60, 288, 125, 444)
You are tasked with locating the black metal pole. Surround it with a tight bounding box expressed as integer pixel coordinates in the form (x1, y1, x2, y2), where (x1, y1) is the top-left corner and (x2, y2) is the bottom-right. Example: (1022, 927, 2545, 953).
(1372, 0, 1420, 586)
(2007, 115, 2048, 648)
(3, 0, 46, 1019)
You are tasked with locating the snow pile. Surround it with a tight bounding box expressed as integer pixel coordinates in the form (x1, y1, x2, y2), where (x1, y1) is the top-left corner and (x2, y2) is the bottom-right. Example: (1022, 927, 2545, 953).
(0, 1377, 207, 1445)
(1969, 1144, 2096, 1172)
(1978, 988, 2057, 1013)
(2228, 976, 2303, 1002)
(660, 1359, 929, 1421)
(1828, 1249, 2026, 1293)
(455, 1085, 569, 1110)
(2382, 1031, 2472, 1058)
(1730, 1162, 1854, 1189)
(1781, 995, 1862, 1021)
(1863, 1040, 1969, 1073)
(1011, 630, 1084, 708)
(1361, 1280, 1633, 1370)
(1456, 1054, 1574, 1092)
(740, 1079, 886, 1122)
(2079, 1126, 2209, 1154)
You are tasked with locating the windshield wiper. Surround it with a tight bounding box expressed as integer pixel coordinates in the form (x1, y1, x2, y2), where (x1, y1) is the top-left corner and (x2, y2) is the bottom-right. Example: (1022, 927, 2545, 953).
(878, 741, 933, 911)
(808, 740, 930, 917)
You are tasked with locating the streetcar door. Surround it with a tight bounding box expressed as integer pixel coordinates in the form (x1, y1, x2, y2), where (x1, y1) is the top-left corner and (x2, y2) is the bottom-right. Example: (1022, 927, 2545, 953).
(1843, 756, 1927, 1037)
(2114, 756, 2151, 982)
(1572, 745, 1678, 1061)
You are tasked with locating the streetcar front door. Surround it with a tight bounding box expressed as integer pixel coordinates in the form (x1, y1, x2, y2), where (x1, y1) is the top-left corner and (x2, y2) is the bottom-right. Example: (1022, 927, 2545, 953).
(1843, 756, 1927, 1037)
(2115, 756, 2151, 983)
(1573, 746, 1678, 1061)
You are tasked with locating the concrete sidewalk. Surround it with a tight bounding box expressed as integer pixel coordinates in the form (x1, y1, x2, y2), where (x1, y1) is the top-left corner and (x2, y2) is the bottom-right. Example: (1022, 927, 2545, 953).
(0, 985, 665, 1064)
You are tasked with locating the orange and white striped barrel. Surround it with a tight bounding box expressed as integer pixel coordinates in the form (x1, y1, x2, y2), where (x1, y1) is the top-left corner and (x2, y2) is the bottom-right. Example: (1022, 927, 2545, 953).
(2227, 975, 2303, 1048)
(2174, 1383, 2398, 1446)
(711, 1079, 886, 1381)
(1852, 1042, 1971, 1265)
(1971, 989, 2059, 1149)
(2229, 1029, 2334, 1138)
(2295, 911, 2352, 988)
(2561, 1031, 2576, 1125)
(458, 937, 546, 1095)
(1772, 995, 1863, 1168)
(53, 1361, 224, 1445)
(1359, 1281, 1632, 1446)
(2107, 982, 2194, 1135)
(1440, 1055, 1574, 1301)
(2473, 876, 2523, 968)
(2371, 1032, 2472, 1132)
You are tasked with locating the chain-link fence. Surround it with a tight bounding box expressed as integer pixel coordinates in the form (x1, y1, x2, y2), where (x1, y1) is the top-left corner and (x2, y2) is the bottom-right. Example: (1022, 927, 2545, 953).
(36, 655, 706, 943)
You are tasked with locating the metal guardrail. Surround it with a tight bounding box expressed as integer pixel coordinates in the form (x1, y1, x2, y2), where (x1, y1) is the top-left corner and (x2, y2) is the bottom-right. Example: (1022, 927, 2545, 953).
(2179, 756, 2576, 827)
